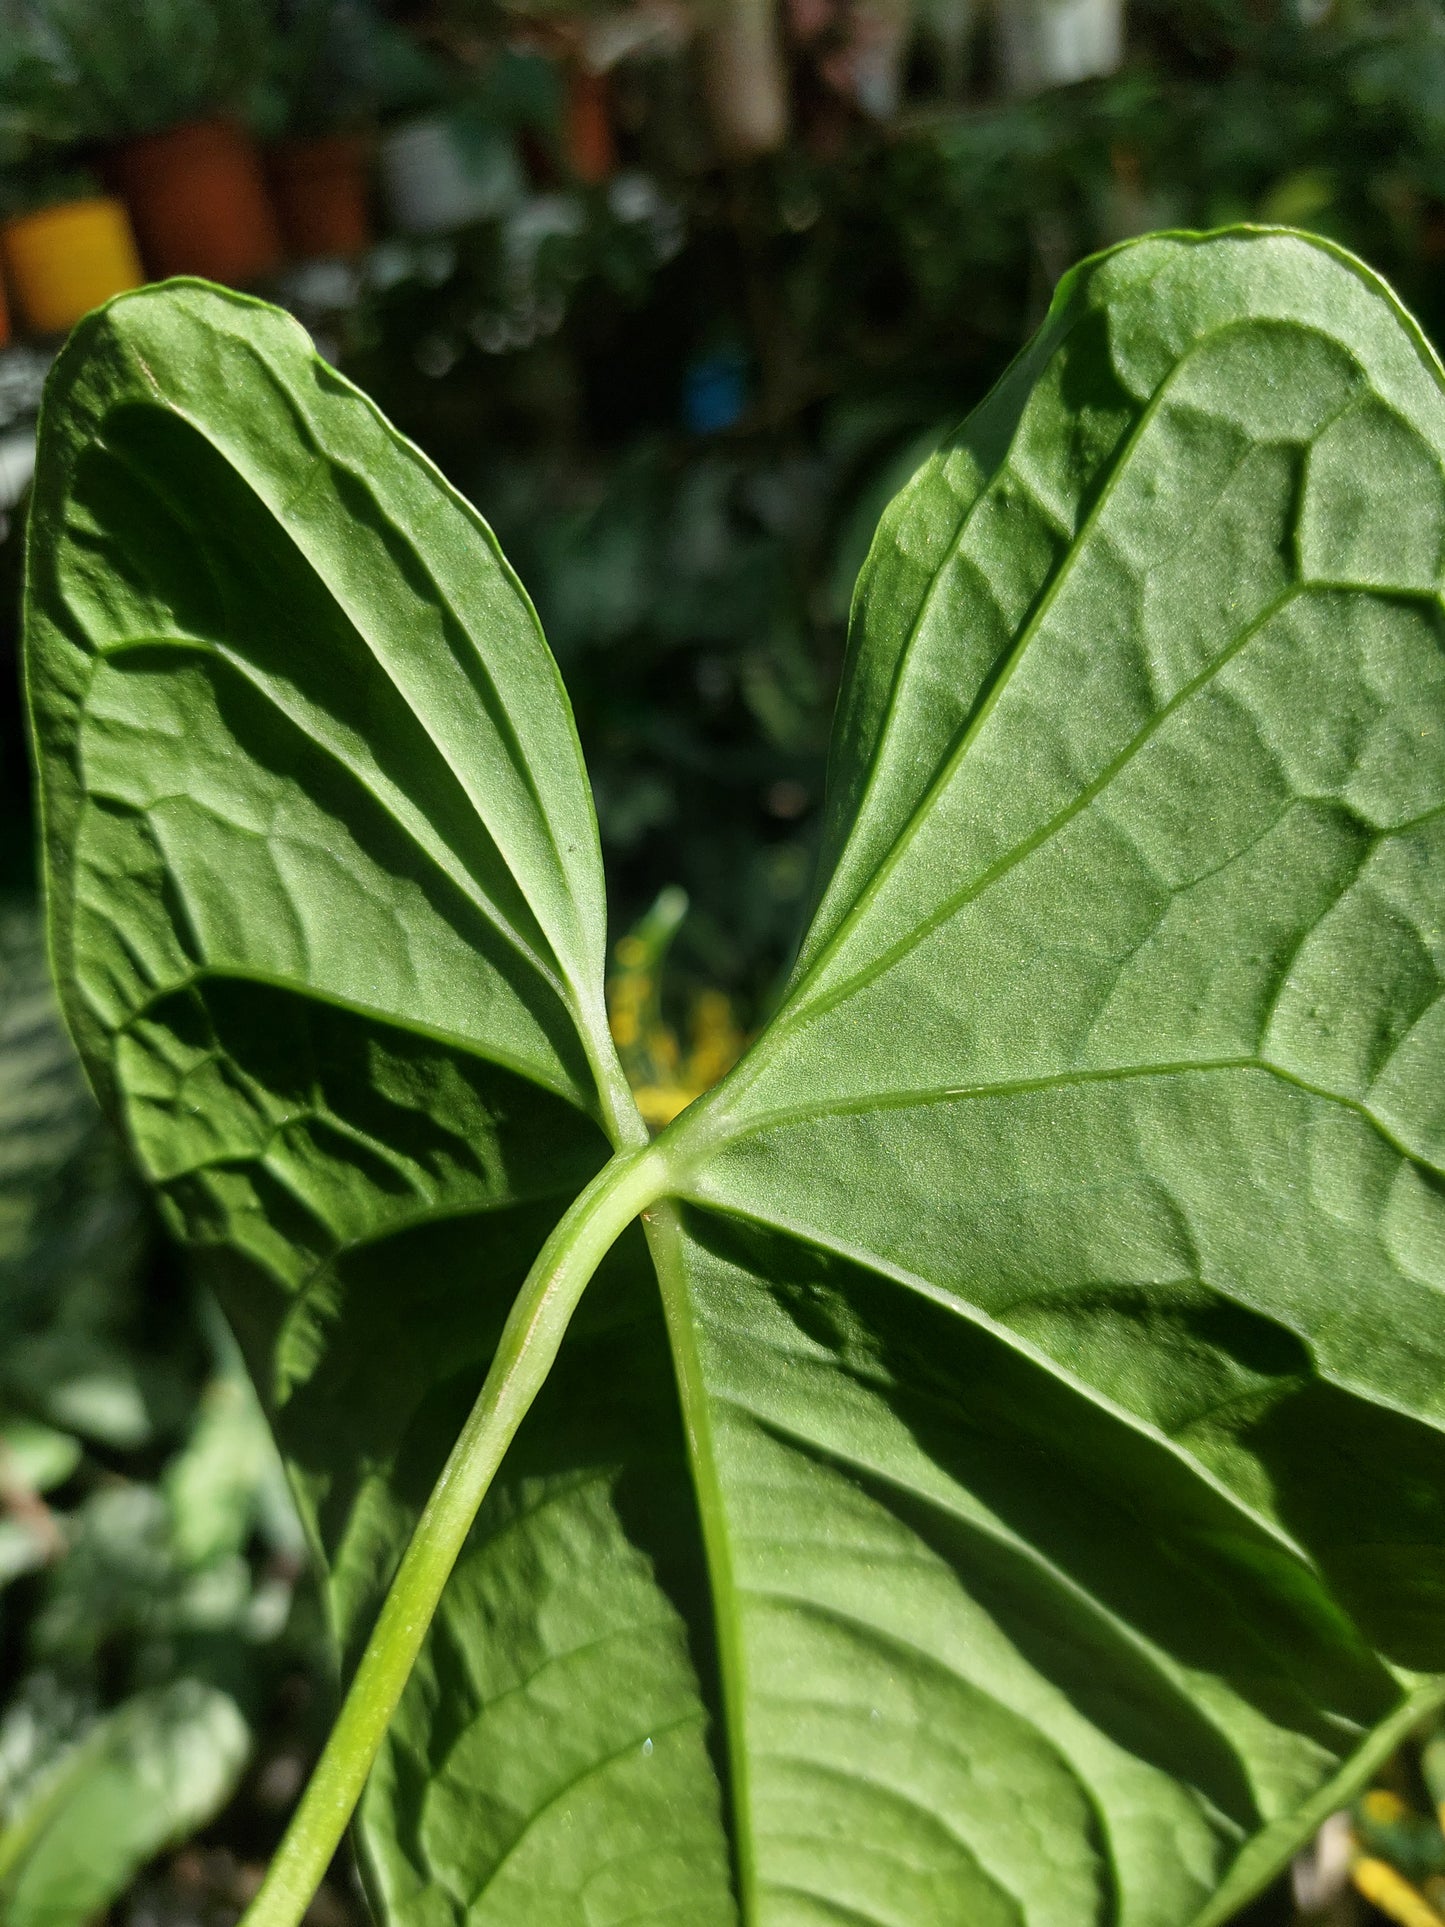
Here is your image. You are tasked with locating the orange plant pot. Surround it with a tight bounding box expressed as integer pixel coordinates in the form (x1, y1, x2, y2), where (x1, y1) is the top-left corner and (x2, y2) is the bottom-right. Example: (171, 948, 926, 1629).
(566, 70, 617, 185)
(1, 197, 144, 336)
(269, 134, 372, 259)
(116, 118, 281, 286)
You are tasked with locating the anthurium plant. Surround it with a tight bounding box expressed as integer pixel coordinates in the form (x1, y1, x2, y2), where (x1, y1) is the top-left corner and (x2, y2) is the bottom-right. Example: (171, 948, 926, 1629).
(22, 227, 1445, 1927)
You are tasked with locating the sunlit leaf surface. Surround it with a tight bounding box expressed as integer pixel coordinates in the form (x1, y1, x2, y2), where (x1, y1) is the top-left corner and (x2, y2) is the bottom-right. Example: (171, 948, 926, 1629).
(25, 234, 1445, 1926)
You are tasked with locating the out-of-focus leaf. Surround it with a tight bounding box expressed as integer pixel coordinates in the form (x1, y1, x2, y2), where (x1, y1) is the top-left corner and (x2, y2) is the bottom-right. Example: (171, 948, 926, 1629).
(0, 1679, 249, 1927)
(0, 902, 155, 1449)
(0, 1419, 80, 1496)
(1355, 1788, 1445, 1883)
(165, 1345, 298, 1571)
(0, 1679, 92, 1816)
(0, 1524, 51, 1588)
(31, 1484, 256, 1670)
(0, 1419, 76, 1592)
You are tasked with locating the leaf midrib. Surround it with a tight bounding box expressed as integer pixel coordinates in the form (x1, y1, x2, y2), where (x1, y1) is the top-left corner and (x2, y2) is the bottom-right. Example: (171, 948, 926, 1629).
(644, 1201, 759, 1927)
(673, 1055, 1442, 1177)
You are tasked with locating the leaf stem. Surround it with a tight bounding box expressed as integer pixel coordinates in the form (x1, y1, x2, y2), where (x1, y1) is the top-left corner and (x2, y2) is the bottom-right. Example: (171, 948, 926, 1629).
(237, 1142, 670, 1927)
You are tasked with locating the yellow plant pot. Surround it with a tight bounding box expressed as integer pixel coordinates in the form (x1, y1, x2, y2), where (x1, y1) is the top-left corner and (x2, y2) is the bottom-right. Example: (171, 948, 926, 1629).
(1, 198, 144, 337)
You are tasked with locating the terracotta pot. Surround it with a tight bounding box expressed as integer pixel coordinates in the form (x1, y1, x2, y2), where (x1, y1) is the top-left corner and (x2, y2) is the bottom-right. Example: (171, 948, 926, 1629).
(269, 133, 372, 260)
(116, 117, 281, 285)
(565, 69, 616, 185)
(1, 197, 143, 335)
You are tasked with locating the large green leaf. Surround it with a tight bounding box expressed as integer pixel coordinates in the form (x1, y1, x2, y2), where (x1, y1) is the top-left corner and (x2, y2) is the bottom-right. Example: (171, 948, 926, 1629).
(26, 283, 632, 1131)
(654, 229, 1445, 1924)
(23, 230, 1445, 1927)
(22, 282, 732, 1924)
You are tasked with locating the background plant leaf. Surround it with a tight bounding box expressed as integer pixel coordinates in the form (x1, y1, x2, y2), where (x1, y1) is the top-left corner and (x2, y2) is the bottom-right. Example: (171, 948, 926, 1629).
(0, 901, 156, 1452)
(0, 1678, 250, 1927)
(0, 896, 310, 1927)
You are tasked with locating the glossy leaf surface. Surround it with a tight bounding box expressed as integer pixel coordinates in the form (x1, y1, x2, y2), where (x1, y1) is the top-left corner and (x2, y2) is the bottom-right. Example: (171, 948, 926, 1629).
(24, 233, 1445, 1927)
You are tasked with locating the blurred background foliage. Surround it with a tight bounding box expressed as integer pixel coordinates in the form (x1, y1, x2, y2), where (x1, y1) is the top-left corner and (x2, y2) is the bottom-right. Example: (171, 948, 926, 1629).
(2, 0, 1445, 1920)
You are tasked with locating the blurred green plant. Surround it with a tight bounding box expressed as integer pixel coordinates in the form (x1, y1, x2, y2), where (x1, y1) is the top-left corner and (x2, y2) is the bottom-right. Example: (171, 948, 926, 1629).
(4, 0, 278, 141)
(0, 901, 311, 1927)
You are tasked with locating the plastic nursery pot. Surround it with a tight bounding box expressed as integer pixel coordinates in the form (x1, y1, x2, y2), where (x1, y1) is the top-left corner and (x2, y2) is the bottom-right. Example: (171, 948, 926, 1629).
(0, 197, 143, 336)
(268, 134, 373, 260)
(378, 112, 521, 236)
(995, 0, 1125, 95)
(115, 118, 282, 286)
(701, 0, 789, 159)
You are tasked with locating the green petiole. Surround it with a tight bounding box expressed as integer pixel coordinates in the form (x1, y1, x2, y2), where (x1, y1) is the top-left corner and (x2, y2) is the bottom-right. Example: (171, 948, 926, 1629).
(237, 1142, 669, 1927)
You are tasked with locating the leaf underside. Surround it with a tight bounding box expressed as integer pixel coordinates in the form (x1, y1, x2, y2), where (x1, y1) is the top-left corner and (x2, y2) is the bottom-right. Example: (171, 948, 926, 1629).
(24, 231, 1445, 1927)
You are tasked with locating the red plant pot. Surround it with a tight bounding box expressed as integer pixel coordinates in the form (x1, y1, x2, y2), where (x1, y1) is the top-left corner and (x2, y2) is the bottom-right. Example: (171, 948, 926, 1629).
(566, 69, 617, 185)
(269, 134, 372, 260)
(116, 117, 282, 286)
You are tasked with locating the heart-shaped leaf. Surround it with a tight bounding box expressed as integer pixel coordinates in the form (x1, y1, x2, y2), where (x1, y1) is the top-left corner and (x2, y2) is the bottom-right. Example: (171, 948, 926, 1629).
(24, 283, 731, 1922)
(24, 231, 1445, 1927)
